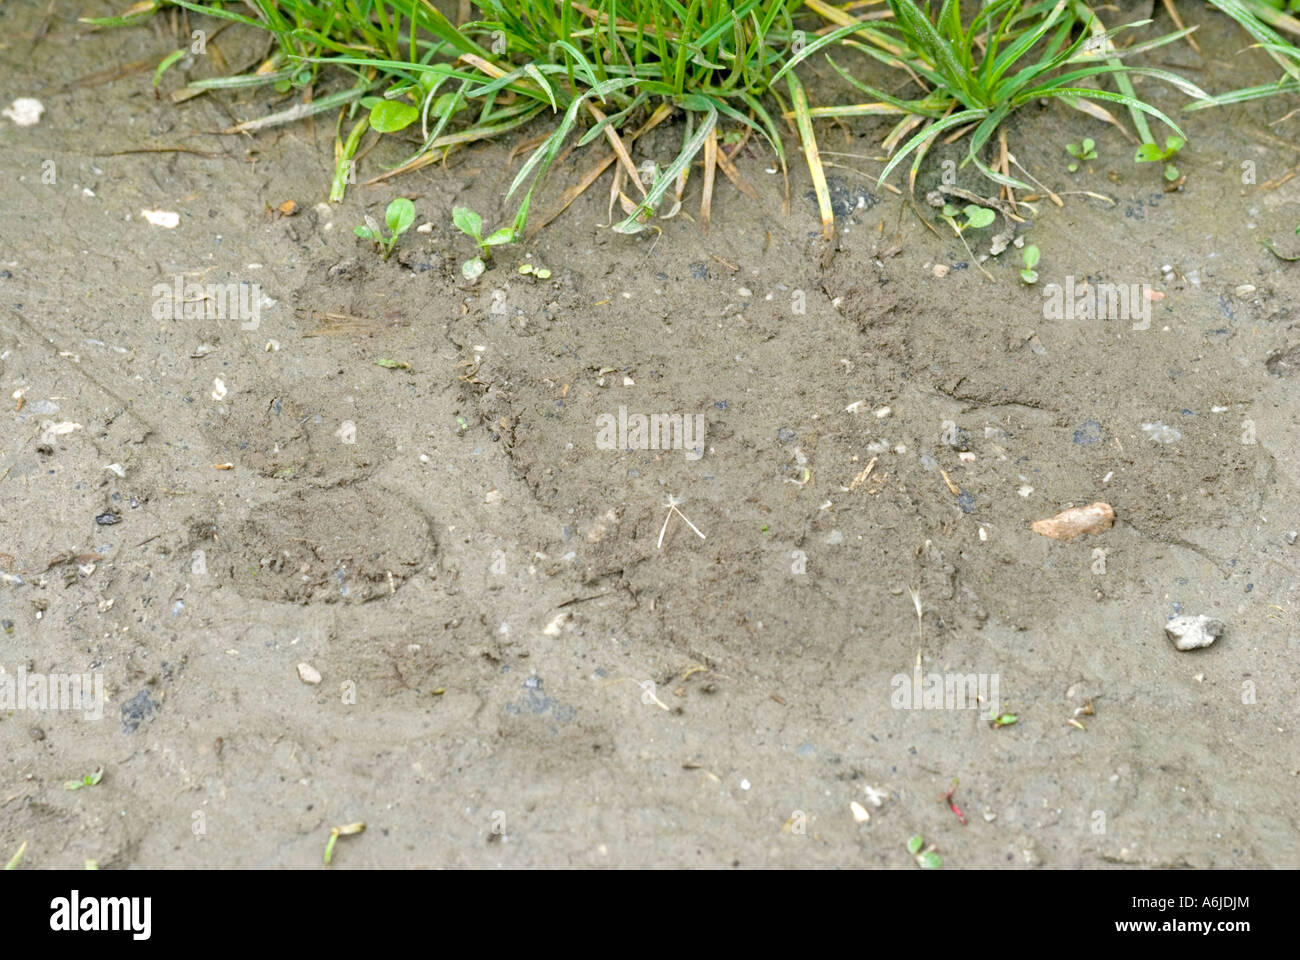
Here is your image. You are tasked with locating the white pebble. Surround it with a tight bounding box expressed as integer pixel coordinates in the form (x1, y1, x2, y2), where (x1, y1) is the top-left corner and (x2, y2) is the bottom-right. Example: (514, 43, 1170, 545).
(297, 662, 322, 684)
(1165, 614, 1224, 651)
(2, 97, 43, 126)
(142, 209, 180, 228)
(1142, 421, 1181, 444)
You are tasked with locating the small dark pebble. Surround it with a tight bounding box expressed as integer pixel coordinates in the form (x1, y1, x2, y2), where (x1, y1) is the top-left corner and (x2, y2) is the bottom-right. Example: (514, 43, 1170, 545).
(1073, 420, 1102, 445)
(945, 428, 972, 452)
(777, 427, 795, 444)
(807, 175, 879, 218)
(957, 491, 976, 514)
(121, 690, 156, 733)
(95, 511, 120, 526)
(29, 727, 45, 741)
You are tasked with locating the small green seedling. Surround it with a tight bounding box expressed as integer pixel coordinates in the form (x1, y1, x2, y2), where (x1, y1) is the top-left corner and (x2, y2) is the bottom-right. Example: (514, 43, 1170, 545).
(152, 49, 187, 97)
(990, 709, 1019, 728)
(453, 206, 516, 280)
(941, 203, 996, 232)
(5, 840, 26, 871)
(1065, 138, 1096, 173)
(937, 203, 997, 281)
(355, 197, 415, 260)
(374, 358, 411, 370)
(1020, 245, 1040, 284)
(64, 766, 104, 791)
(1263, 236, 1300, 261)
(1135, 136, 1185, 182)
(323, 821, 365, 866)
(907, 834, 942, 869)
(518, 263, 552, 280)
(274, 68, 313, 95)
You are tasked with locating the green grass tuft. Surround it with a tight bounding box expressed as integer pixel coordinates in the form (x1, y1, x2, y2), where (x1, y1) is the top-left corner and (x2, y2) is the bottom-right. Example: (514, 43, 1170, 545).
(784, 0, 1208, 191)
(95, 1, 810, 236)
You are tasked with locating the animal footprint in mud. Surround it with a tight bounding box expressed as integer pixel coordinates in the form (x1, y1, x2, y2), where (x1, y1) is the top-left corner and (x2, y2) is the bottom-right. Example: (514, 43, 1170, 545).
(1031, 502, 1115, 541)
(226, 484, 436, 603)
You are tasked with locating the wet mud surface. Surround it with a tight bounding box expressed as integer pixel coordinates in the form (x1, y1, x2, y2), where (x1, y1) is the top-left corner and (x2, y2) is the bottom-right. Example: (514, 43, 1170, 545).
(1, 3, 1298, 867)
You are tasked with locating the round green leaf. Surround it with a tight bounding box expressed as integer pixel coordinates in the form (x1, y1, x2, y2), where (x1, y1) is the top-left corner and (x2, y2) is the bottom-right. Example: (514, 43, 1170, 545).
(1135, 143, 1163, 163)
(386, 197, 415, 236)
(453, 207, 483, 242)
(433, 93, 460, 119)
(369, 100, 419, 133)
(964, 205, 996, 229)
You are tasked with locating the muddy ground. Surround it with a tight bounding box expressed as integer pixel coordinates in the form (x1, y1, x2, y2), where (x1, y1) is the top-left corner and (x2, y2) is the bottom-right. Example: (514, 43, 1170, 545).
(1, 3, 1298, 868)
